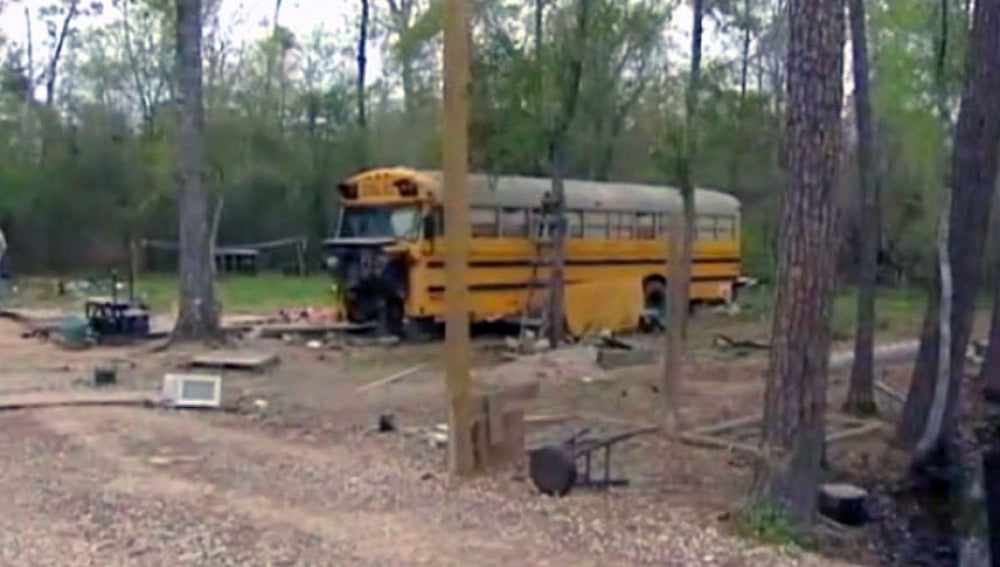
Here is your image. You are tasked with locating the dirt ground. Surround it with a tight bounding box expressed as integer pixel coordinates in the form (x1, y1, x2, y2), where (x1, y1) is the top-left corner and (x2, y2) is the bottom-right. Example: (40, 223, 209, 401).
(0, 307, 947, 566)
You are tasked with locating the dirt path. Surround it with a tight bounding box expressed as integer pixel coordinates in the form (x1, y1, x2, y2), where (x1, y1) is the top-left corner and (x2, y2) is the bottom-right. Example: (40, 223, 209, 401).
(0, 405, 851, 566)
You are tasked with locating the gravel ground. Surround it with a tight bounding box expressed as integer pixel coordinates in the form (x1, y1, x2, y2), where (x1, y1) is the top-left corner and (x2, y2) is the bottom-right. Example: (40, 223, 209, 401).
(0, 405, 855, 566)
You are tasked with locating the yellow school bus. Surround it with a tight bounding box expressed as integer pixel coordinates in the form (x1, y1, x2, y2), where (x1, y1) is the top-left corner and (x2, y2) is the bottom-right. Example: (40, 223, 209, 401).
(322, 166, 742, 336)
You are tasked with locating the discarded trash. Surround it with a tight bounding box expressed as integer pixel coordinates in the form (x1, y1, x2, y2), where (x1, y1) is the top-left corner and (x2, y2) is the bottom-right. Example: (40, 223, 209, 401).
(378, 413, 397, 433)
(162, 373, 222, 408)
(93, 366, 117, 387)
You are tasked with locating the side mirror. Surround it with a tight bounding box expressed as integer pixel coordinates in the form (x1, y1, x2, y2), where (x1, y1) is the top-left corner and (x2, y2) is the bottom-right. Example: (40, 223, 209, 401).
(423, 215, 436, 239)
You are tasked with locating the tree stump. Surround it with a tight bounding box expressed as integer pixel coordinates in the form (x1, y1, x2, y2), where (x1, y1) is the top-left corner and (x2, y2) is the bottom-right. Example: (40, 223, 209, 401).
(818, 483, 869, 526)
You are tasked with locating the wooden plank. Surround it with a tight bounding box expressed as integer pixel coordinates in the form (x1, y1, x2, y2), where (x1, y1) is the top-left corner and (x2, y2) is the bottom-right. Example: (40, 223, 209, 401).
(189, 350, 279, 370)
(0, 390, 163, 411)
(826, 413, 872, 427)
(825, 421, 882, 444)
(678, 431, 762, 458)
(356, 364, 429, 393)
(875, 380, 905, 404)
(688, 413, 761, 436)
(524, 413, 575, 425)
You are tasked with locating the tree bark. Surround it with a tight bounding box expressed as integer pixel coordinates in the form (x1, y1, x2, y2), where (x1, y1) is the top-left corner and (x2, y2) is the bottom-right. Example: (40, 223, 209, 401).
(45, 0, 79, 108)
(356, 0, 369, 129)
(897, 0, 1000, 447)
(981, 271, 1000, 398)
(752, 0, 844, 524)
(172, 0, 220, 341)
(727, 0, 752, 194)
(671, 0, 704, 343)
(545, 0, 589, 348)
(916, 194, 953, 458)
(662, 213, 685, 431)
(357, 0, 370, 165)
(844, 0, 879, 416)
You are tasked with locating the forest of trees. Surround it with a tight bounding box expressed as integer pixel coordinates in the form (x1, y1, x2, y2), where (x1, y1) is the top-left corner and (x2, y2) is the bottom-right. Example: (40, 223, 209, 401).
(0, 0, 992, 283)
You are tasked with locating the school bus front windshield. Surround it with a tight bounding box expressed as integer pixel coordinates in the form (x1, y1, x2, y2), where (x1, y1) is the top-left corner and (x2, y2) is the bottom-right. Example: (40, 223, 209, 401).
(337, 205, 422, 240)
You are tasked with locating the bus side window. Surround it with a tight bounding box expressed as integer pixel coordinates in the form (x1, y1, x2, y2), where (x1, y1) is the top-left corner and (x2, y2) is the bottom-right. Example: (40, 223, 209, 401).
(619, 213, 635, 239)
(471, 207, 498, 237)
(636, 212, 655, 239)
(698, 216, 718, 240)
(655, 213, 669, 237)
(565, 210, 583, 238)
(500, 208, 527, 237)
(608, 213, 620, 237)
(716, 216, 735, 239)
(583, 211, 608, 238)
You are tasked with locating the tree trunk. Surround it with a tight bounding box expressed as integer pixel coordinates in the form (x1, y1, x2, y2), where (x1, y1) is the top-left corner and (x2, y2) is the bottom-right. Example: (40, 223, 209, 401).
(357, 0, 370, 165)
(897, 0, 1000, 447)
(752, 0, 844, 523)
(844, 0, 879, 416)
(727, 0, 752, 194)
(662, 213, 685, 431)
(981, 271, 1000, 398)
(172, 0, 220, 341)
(672, 0, 704, 342)
(916, 194, 953, 458)
(45, 0, 79, 108)
(545, 0, 589, 348)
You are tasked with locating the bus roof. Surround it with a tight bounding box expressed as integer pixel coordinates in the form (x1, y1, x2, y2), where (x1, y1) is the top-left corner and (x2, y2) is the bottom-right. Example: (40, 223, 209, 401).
(408, 169, 740, 216)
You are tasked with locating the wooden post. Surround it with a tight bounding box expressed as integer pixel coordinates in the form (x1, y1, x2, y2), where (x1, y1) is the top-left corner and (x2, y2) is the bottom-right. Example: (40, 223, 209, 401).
(443, 0, 476, 476)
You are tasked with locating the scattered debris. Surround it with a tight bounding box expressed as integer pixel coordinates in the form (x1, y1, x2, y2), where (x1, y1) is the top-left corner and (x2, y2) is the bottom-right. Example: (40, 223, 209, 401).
(524, 414, 574, 425)
(356, 363, 428, 393)
(711, 333, 771, 353)
(276, 306, 337, 323)
(378, 413, 397, 433)
(344, 335, 400, 348)
(875, 379, 905, 405)
(967, 340, 987, 367)
(147, 455, 202, 466)
(419, 424, 449, 448)
(162, 373, 222, 409)
(188, 350, 279, 372)
(595, 339, 656, 370)
(679, 412, 883, 458)
(306, 340, 323, 349)
(259, 321, 374, 340)
(819, 483, 870, 526)
(0, 390, 162, 411)
(93, 365, 117, 387)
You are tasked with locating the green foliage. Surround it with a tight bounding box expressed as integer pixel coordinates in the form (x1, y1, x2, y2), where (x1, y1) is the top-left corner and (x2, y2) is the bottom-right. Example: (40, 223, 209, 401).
(137, 274, 335, 312)
(732, 498, 809, 547)
(0, 0, 979, 288)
